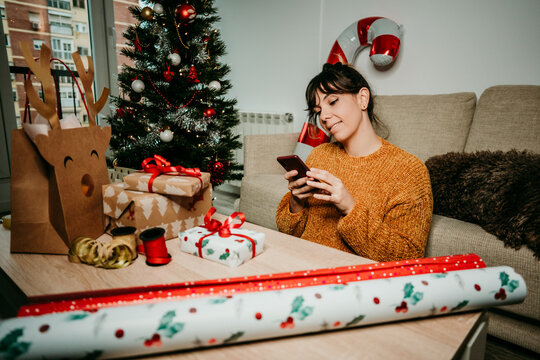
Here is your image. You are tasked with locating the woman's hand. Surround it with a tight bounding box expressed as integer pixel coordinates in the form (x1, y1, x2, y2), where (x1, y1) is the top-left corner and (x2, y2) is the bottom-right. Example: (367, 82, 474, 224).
(306, 168, 355, 215)
(285, 170, 316, 213)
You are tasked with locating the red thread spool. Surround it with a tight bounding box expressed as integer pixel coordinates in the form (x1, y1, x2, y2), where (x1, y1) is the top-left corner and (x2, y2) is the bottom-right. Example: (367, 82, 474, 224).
(139, 228, 171, 266)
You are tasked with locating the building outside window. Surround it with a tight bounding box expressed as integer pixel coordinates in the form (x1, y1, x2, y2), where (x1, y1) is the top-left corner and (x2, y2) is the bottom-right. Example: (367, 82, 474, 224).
(77, 46, 89, 56)
(12, 90, 17, 101)
(48, 11, 73, 35)
(1, 5, 6, 19)
(33, 39, 46, 50)
(48, 0, 71, 11)
(4, 34, 9, 47)
(51, 38, 73, 60)
(74, 22, 87, 33)
(72, 0, 85, 9)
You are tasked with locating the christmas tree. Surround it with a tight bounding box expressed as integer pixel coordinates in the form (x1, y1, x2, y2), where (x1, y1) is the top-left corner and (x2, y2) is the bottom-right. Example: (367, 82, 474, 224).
(107, 1, 241, 185)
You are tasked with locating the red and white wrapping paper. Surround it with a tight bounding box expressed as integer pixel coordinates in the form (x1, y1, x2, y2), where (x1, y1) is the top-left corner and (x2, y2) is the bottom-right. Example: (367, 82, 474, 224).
(0, 264, 527, 359)
(178, 208, 264, 267)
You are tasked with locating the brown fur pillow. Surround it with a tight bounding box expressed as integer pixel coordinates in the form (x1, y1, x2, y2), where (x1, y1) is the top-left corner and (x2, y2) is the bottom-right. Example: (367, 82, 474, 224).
(425, 150, 540, 258)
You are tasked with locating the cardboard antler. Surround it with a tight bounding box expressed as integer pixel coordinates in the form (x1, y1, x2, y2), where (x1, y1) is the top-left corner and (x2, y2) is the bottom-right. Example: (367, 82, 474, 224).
(20, 42, 60, 129)
(72, 52, 110, 126)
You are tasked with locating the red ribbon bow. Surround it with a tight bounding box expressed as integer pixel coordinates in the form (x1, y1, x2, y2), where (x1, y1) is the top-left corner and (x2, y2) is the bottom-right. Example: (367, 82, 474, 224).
(141, 155, 202, 193)
(197, 207, 256, 260)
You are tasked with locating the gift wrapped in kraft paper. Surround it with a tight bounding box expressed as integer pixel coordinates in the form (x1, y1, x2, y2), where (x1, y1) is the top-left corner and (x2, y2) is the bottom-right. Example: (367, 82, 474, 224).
(102, 183, 212, 242)
(10, 43, 110, 254)
(0, 265, 527, 359)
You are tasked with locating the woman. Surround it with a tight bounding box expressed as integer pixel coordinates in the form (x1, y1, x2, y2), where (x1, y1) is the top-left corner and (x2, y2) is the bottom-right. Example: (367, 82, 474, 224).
(275, 63, 433, 262)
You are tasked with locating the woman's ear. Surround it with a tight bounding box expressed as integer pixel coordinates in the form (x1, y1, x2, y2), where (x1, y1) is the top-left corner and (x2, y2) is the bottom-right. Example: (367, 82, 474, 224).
(356, 87, 370, 110)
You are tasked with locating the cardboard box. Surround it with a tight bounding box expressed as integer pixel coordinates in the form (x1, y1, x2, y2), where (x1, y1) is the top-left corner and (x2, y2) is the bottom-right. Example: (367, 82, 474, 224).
(123, 172, 211, 197)
(102, 183, 212, 242)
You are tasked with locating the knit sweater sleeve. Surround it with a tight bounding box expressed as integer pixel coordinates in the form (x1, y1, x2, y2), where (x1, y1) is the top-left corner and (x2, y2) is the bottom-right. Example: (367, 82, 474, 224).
(275, 192, 308, 237)
(337, 163, 433, 262)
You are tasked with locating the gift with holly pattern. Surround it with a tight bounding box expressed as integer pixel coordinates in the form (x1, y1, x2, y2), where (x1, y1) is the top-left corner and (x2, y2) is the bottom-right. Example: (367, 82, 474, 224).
(179, 207, 265, 267)
(122, 155, 211, 197)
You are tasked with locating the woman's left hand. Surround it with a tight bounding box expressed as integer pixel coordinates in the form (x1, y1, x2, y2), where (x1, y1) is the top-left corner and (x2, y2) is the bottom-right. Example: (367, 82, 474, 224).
(306, 168, 355, 215)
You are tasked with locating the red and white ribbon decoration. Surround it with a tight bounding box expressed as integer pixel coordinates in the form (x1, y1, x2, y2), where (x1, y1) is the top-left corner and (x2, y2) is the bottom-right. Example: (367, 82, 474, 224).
(327, 16, 403, 67)
(197, 207, 256, 259)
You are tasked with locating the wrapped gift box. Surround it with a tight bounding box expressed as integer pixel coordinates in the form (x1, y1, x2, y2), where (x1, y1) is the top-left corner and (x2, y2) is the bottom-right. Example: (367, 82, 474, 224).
(102, 183, 212, 242)
(123, 172, 211, 197)
(179, 225, 265, 267)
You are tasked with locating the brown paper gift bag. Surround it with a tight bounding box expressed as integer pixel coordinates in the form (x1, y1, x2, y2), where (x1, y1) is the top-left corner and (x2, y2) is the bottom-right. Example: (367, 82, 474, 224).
(10, 43, 110, 254)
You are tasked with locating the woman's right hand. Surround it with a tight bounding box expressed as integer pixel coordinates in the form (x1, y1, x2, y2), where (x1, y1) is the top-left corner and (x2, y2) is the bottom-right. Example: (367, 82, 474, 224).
(285, 170, 315, 213)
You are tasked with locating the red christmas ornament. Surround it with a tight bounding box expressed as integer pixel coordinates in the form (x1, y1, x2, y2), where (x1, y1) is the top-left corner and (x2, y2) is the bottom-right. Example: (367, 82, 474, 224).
(116, 108, 126, 117)
(202, 35, 210, 43)
(203, 107, 216, 118)
(175, 4, 197, 24)
(134, 39, 142, 52)
(207, 160, 227, 185)
(187, 65, 200, 83)
(163, 66, 175, 82)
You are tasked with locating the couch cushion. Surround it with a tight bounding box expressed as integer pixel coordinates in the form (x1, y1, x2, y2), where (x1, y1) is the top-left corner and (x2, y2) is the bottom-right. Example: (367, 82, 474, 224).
(426, 215, 539, 322)
(465, 85, 540, 153)
(239, 174, 288, 230)
(373, 92, 476, 162)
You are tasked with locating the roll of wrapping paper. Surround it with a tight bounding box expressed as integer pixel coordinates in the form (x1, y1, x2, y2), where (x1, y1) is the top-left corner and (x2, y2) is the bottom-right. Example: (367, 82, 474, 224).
(0, 266, 527, 359)
(18, 254, 485, 316)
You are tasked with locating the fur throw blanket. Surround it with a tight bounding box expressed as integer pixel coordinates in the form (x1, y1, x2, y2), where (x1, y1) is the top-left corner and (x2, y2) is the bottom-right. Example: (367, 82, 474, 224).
(425, 150, 540, 258)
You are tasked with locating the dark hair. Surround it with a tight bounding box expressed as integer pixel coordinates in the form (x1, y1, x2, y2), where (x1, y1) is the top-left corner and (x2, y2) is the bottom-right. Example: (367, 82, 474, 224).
(305, 62, 388, 138)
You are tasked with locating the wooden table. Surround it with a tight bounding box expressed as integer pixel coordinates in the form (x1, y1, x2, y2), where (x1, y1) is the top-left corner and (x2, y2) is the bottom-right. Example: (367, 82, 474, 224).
(0, 216, 487, 359)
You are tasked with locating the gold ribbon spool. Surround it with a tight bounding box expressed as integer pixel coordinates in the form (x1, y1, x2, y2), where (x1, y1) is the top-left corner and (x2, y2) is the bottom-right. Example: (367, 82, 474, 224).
(68, 228, 138, 269)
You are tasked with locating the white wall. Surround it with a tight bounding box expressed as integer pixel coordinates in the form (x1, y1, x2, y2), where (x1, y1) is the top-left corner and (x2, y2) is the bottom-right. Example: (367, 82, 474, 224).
(215, 0, 540, 130)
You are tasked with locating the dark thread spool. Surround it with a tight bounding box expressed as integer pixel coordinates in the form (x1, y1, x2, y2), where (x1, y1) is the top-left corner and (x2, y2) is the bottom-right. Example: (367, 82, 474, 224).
(139, 227, 171, 266)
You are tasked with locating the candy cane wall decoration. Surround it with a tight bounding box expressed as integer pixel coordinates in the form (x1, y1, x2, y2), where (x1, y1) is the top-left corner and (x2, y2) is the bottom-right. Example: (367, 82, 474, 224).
(327, 17, 403, 67)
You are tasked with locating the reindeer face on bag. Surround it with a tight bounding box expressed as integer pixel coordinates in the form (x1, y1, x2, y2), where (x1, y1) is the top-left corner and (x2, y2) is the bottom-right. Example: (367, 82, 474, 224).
(14, 42, 111, 249)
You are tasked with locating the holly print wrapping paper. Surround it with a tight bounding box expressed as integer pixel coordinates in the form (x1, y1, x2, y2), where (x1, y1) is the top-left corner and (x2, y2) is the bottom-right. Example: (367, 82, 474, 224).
(0, 266, 526, 359)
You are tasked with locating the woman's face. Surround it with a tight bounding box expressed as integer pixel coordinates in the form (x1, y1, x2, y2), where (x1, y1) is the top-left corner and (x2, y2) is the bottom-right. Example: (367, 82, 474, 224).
(313, 90, 364, 144)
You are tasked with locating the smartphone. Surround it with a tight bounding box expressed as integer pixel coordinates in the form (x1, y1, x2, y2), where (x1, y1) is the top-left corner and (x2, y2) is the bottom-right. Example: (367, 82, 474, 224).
(276, 155, 311, 180)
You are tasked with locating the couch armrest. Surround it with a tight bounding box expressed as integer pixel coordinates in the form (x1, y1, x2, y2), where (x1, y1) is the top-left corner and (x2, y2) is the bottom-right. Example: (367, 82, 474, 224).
(243, 133, 299, 177)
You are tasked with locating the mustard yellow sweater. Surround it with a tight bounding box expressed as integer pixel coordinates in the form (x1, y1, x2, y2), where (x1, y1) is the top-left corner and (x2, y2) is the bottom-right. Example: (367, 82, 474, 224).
(276, 139, 433, 262)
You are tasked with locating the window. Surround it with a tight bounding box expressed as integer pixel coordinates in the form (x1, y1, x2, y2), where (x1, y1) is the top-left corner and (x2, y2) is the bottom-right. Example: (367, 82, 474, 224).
(53, 63, 75, 84)
(33, 39, 46, 50)
(48, 12, 73, 35)
(12, 90, 17, 101)
(48, 0, 71, 10)
(9, 62, 14, 80)
(77, 46, 89, 56)
(0, 6, 6, 19)
(51, 38, 73, 60)
(4, 34, 9, 47)
(73, 0, 85, 9)
(74, 22, 87, 33)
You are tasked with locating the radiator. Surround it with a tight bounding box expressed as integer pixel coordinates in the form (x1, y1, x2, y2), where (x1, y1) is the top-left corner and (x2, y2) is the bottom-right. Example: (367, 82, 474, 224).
(233, 112, 294, 166)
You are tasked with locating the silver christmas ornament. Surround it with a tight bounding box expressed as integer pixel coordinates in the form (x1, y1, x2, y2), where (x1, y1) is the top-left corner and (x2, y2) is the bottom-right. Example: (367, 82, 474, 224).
(159, 129, 174, 142)
(208, 80, 222, 91)
(131, 79, 145, 93)
(153, 3, 164, 15)
(167, 53, 181, 66)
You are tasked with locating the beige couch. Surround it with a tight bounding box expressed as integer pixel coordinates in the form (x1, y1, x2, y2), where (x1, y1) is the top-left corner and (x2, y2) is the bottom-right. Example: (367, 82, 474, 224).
(239, 85, 540, 353)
